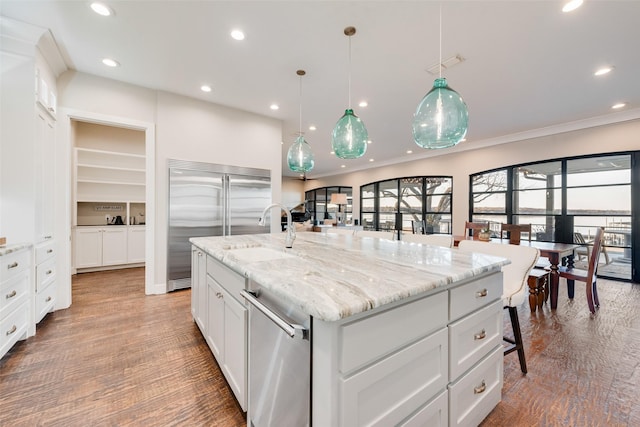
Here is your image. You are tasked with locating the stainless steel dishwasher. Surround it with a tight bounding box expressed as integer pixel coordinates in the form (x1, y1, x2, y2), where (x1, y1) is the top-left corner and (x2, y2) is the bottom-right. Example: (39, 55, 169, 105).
(241, 281, 311, 427)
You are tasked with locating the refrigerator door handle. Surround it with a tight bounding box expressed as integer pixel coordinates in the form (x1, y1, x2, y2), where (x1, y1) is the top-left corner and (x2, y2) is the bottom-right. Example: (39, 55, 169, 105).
(224, 174, 231, 235)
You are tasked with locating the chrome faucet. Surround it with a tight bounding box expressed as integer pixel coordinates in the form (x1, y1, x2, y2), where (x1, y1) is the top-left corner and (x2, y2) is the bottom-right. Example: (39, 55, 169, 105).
(259, 203, 296, 248)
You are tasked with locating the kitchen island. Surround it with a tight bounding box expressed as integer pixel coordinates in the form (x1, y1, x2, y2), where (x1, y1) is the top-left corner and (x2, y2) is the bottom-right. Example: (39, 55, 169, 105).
(190, 232, 508, 427)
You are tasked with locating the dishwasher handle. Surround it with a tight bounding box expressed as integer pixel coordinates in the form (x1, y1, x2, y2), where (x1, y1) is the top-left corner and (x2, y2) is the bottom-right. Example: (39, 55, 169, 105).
(241, 290, 309, 340)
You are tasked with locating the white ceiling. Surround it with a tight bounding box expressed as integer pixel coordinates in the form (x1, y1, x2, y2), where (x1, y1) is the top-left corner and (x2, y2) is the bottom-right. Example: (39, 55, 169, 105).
(2, 1, 639, 179)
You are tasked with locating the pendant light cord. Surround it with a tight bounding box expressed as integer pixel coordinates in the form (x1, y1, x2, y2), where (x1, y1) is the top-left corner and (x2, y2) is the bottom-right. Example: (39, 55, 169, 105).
(348, 34, 352, 109)
(299, 74, 302, 136)
(439, 3, 442, 79)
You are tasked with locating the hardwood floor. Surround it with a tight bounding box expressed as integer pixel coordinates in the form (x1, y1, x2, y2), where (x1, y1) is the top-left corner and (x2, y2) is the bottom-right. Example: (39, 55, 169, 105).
(1, 268, 639, 426)
(0, 268, 245, 426)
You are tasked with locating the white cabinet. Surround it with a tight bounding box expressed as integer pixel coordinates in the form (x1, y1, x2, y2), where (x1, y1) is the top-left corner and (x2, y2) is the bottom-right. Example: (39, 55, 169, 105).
(35, 109, 55, 243)
(191, 247, 207, 331)
(102, 227, 127, 265)
(205, 257, 248, 411)
(74, 226, 127, 269)
(1, 246, 31, 360)
(312, 272, 504, 427)
(1, 21, 60, 247)
(206, 276, 224, 360)
(34, 240, 56, 324)
(127, 226, 145, 263)
(191, 249, 248, 412)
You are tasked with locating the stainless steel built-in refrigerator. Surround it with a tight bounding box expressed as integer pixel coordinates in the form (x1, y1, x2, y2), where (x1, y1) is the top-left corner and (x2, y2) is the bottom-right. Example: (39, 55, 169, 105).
(167, 159, 271, 291)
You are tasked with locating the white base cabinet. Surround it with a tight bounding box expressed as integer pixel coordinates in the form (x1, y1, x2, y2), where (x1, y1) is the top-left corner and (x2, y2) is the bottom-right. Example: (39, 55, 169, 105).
(127, 226, 145, 263)
(74, 226, 143, 270)
(191, 245, 247, 412)
(191, 247, 206, 331)
(34, 240, 56, 324)
(312, 272, 504, 427)
(1, 246, 31, 360)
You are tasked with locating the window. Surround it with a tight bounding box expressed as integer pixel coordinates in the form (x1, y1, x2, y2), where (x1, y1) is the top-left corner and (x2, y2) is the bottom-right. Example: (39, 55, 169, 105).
(360, 176, 453, 233)
(470, 153, 636, 281)
(471, 170, 507, 231)
(305, 186, 353, 224)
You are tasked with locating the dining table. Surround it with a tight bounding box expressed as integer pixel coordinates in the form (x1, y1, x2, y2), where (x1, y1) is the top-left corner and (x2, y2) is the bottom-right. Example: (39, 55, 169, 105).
(453, 235, 581, 310)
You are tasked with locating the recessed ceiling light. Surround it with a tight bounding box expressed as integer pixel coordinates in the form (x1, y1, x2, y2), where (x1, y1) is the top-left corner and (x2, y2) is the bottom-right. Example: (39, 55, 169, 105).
(359, 101, 368, 108)
(406, 150, 413, 154)
(612, 103, 626, 109)
(330, 151, 335, 155)
(270, 104, 279, 110)
(200, 85, 212, 92)
(231, 30, 245, 41)
(309, 125, 316, 131)
(102, 58, 119, 67)
(90, 2, 113, 16)
(594, 66, 614, 76)
(562, 0, 583, 13)
(369, 158, 374, 162)
(341, 165, 346, 168)
(460, 138, 467, 142)
(367, 140, 372, 144)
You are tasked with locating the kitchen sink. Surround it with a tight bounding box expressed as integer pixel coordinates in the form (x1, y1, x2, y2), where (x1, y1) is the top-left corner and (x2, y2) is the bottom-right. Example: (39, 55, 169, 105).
(226, 246, 297, 263)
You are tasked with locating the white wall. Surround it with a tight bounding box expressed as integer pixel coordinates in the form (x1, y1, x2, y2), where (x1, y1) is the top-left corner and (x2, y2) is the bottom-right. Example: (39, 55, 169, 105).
(281, 177, 306, 208)
(57, 70, 283, 301)
(307, 118, 640, 236)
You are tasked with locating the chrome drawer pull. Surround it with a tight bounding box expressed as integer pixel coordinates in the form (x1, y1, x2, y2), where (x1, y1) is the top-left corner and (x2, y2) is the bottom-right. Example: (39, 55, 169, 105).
(474, 329, 486, 340)
(216, 292, 223, 299)
(46, 270, 53, 275)
(47, 249, 53, 253)
(475, 289, 488, 298)
(46, 296, 52, 302)
(7, 262, 18, 269)
(6, 290, 17, 299)
(6, 325, 17, 336)
(474, 380, 487, 394)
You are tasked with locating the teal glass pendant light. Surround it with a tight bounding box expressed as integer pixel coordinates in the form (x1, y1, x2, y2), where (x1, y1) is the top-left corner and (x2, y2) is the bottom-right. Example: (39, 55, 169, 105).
(287, 70, 315, 173)
(412, 6, 468, 149)
(332, 26, 368, 159)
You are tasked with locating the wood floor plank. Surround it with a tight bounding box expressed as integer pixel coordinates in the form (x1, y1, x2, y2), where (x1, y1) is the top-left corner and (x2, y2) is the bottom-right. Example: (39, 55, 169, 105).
(0, 268, 245, 427)
(1, 267, 638, 426)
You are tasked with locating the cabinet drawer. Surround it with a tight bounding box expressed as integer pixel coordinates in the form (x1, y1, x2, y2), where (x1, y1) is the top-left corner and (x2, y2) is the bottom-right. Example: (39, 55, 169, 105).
(399, 389, 448, 427)
(1, 249, 31, 282)
(449, 272, 502, 322)
(340, 327, 448, 427)
(36, 240, 56, 264)
(36, 257, 57, 292)
(449, 299, 503, 381)
(1, 301, 29, 354)
(207, 255, 246, 302)
(448, 345, 503, 427)
(340, 291, 448, 374)
(36, 280, 56, 324)
(1, 270, 30, 320)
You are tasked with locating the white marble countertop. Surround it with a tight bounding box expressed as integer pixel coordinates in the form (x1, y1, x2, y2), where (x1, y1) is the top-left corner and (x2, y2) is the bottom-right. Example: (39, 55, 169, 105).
(190, 232, 508, 322)
(0, 242, 33, 257)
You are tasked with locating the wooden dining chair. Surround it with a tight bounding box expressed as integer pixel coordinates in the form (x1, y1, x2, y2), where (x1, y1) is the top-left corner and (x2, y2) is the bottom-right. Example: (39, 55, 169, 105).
(464, 221, 488, 237)
(500, 223, 531, 245)
(574, 231, 610, 265)
(458, 240, 540, 374)
(559, 226, 605, 314)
